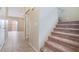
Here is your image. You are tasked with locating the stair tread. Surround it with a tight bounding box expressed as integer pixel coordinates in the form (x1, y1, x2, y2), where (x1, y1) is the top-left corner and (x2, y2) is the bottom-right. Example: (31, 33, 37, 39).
(55, 28, 79, 30)
(54, 31, 79, 37)
(56, 24, 79, 29)
(46, 40, 75, 52)
(49, 35, 79, 47)
(58, 21, 79, 24)
(57, 24, 79, 25)
(52, 32, 79, 42)
(48, 37, 79, 51)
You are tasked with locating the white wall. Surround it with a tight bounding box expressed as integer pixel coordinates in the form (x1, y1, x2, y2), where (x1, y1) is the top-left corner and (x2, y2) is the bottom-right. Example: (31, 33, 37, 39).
(0, 19, 5, 49)
(0, 8, 6, 18)
(39, 7, 58, 48)
(58, 7, 79, 21)
(8, 7, 24, 17)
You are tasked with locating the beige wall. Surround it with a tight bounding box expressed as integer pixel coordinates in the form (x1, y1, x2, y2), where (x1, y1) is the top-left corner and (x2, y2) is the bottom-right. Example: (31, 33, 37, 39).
(18, 18, 25, 31)
(8, 20, 13, 31)
(25, 8, 39, 51)
(7, 17, 25, 31)
(7, 7, 25, 31)
(8, 20, 17, 31)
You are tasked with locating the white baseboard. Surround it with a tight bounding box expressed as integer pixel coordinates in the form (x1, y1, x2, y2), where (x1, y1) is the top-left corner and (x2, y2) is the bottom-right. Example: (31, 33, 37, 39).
(0, 47, 2, 50)
(28, 43, 40, 52)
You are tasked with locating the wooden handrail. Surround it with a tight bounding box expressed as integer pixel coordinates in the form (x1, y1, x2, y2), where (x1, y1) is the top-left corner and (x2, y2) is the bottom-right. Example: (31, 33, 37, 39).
(25, 9, 30, 14)
(25, 7, 35, 14)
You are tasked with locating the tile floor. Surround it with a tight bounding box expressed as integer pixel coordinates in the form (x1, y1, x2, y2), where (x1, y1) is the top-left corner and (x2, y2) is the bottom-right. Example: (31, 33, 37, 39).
(1, 31, 34, 52)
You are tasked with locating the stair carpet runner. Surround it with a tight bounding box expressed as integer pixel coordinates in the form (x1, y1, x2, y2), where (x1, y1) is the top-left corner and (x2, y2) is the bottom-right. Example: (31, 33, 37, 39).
(40, 21, 79, 52)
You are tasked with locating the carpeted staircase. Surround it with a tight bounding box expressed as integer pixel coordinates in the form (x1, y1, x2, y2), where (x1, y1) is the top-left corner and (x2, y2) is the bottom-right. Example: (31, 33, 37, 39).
(40, 21, 79, 52)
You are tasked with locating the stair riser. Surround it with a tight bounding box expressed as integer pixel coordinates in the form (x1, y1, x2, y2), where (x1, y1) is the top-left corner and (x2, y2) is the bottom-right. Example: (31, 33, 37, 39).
(51, 32, 79, 42)
(45, 42, 63, 52)
(58, 21, 79, 24)
(56, 25, 79, 29)
(48, 37, 79, 51)
(54, 29, 79, 34)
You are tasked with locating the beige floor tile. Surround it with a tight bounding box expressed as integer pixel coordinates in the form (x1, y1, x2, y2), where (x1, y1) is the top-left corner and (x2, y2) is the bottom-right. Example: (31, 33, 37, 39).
(1, 31, 34, 52)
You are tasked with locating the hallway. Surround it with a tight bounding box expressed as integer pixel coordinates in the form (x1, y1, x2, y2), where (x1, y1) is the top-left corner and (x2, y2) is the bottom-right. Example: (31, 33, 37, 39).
(0, 31, 34, 52)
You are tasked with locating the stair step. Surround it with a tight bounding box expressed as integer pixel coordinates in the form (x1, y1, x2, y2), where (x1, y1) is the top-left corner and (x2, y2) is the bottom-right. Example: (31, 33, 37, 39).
(46, 40, 75, 52)
(48, 37, 79, 52)
(58, 21, 79, 24)
(54, 31, 79, 38)
(52, 32, 79, 42)
(54, 28, 79, 34)
(55, 28, 79, 30)
(49, 35, 79, 49)
(56, 24, 79, 29)
(53, 31, 79, 38)
(45, 41, 64, 52)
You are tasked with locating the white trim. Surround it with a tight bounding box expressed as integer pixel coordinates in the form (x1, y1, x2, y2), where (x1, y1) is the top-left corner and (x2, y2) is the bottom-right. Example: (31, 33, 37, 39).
(28, 43, 40, 52)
